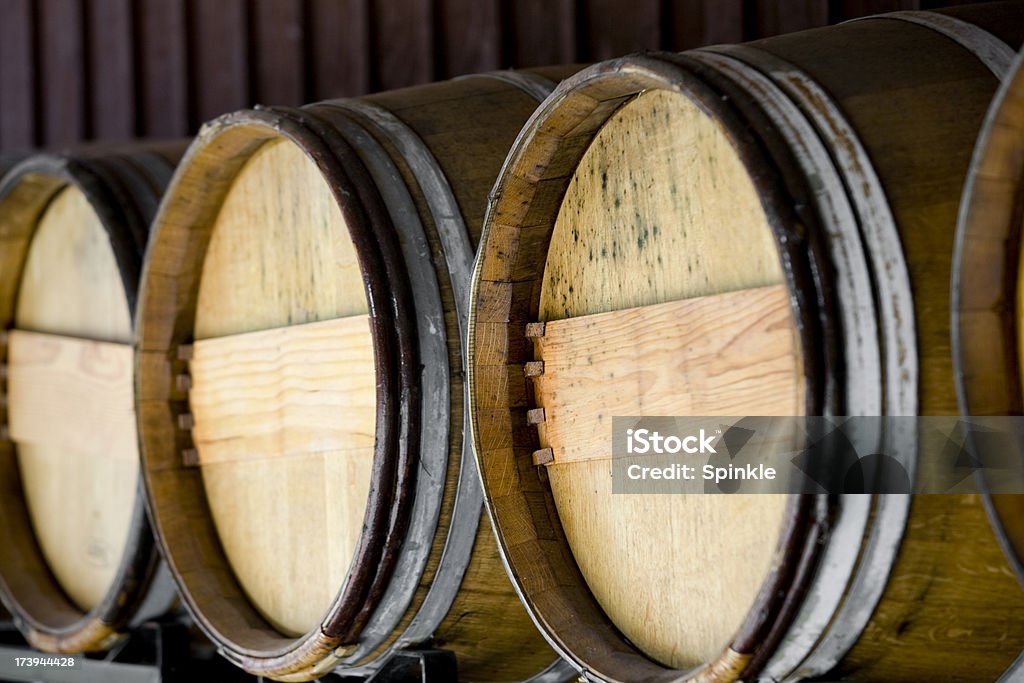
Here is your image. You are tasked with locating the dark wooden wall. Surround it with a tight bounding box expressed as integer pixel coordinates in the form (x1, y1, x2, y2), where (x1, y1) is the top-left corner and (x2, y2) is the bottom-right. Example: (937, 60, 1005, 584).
(0, 0, 991, 153)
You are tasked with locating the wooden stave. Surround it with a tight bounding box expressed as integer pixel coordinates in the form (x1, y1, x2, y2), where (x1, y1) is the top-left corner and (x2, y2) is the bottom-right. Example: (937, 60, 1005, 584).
(323, 76, 577, 683)
(689, 43, 920, 681)
(953, 48, 1024, 587)
(136, 72, 573, 682)
(467, 7, 1024, 683)
(747, 12, 1024, 680)
(0, 145, 184, 653)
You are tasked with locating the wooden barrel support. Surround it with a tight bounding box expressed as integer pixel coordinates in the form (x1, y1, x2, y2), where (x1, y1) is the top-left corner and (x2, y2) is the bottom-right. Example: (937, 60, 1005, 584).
(0, 146, 183, 652)
(136, 69, 576, 682)
(469, 5, 1024, 683)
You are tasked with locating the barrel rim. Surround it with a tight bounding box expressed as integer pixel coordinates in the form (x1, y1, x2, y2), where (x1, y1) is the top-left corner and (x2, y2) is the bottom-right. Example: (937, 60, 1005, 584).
(467, 53, 834, 683)
(134, 106, 420, 678)
(0, 152, 168, 652)
(952, 46, 1024, 587)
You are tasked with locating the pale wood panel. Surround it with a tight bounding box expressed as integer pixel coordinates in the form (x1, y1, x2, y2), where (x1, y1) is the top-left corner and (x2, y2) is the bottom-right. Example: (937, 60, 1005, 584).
(194, 137, 374, 638)
(189, 316, 376, 465)
(547, 463, 790, 669)
(539, 89, 788, 321)
(195, 137, 367, 338)
(15, 186, 132, 342)
(533, 285, 801, 465)
(7, 331, 135, 459)
(200, 452, 372, 638)
(12, 186, 137, 612)
(536, 89, 802, 668)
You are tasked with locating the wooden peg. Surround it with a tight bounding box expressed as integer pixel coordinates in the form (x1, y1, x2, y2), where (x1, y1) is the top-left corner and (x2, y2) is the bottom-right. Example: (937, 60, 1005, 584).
(176, 373, 192, 391)
(177, 413, 195, 431)
(525, 322, 546, 338)
(177, 344, 194, 361)
(532, 448, 554, 466)
(524, 360, 544, 378)
(181, 448, 199, 467)
(527, 408, 546, 425)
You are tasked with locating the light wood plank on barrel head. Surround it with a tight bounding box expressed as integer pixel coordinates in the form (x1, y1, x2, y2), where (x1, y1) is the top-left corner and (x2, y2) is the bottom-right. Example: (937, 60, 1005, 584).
(532, 285, 800, 465)
(8, 330, 135, 458)
(536, 89, 803, 669)
(12, 185, 137, 612)
(189, 316, 375, 466)
(193, 137, 374, 637)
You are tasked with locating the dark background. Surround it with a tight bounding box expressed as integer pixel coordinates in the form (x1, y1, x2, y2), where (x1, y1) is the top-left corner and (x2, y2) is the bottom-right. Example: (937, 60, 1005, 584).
(0, 0, 994, 154)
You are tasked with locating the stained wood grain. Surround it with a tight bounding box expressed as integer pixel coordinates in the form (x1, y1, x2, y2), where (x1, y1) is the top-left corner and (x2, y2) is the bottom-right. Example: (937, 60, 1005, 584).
(535, 89, 802, 668)
(539, 89, 788, 320)
(14, 185, 132, 348)
(194, 138, 367, 339)
(11, 184, 136, 613)
(193, 136, 373, 638)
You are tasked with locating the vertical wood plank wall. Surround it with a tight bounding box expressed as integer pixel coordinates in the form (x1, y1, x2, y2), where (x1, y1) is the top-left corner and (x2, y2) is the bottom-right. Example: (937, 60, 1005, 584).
(0, 0, 995, 153)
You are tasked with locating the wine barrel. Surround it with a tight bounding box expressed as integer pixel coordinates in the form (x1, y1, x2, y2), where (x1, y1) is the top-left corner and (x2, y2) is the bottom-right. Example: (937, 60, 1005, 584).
(468, 4, 1024, 683)
(954, 48, 1024, 586)
(136, 69, 576, 682)
(0, 144, 185, 652)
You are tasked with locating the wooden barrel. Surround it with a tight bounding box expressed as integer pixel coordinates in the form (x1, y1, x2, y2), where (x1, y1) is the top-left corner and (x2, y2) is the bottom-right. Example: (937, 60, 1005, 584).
(468, 4, 1024, 683)
(954, 47, 1024, 587)
(136, 69, 576, 682)
(0, 144, 185, 652)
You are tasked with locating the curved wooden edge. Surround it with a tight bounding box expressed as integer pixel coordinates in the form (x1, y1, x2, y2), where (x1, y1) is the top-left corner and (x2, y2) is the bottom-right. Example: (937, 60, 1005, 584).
(299, 100, 457, 665)
(135, 105, 420, 679)
(274, 104, 421, 648)
(0, 149, 177, 652)
(467, 54, 832, 683)
(953, 48, 1024, 587)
